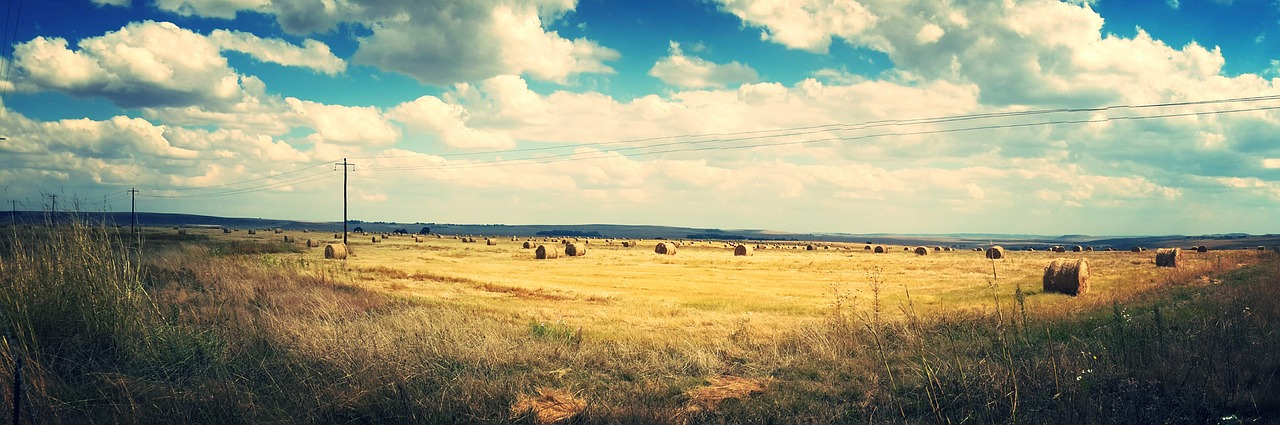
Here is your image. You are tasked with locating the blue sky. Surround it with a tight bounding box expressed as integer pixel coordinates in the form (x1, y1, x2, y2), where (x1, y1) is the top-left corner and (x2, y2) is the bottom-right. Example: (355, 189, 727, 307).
(1, 0, 1279, 235)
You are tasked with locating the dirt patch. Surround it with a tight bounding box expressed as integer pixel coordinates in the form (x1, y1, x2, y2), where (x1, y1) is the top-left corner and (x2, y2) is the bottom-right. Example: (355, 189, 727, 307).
(511, 387, 586, 424)
(678, 375, 770, 418)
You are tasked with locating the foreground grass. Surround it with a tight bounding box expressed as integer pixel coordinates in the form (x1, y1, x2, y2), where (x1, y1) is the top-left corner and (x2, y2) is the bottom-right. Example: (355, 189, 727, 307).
(0, 224, 1277, 423)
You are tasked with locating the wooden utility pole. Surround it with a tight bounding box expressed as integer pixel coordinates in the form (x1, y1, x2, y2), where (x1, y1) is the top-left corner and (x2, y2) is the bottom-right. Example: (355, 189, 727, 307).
(335, 159, 354, 247)
(128, 188, 139, 233)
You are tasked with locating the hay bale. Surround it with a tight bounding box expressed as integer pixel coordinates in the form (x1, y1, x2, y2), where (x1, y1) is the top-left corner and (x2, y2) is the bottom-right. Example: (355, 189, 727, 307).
(535, 244, 560, 259)
(324, 244, 348, 260)
(1258, 246, 1267, 251)
(655, 242, 677, 255)
(734, 244, 753, 256)
(486, 238, 497, 246)
(565, 242, 586, 257)
(414, 236, 423, 243)
(933, 246, 942, 252)
(1043, 259, 1089, 296)
(178, 229, 187, 235)
(903, 247, 911, 251)
(621, 241, 634, 248)
(274, 228, 283, 234)
(1196, 245, 1208, 253)
(248, 229, 256, 235)
(1130, 246, 1142, 253)
(283, 235, 295, 243)
(222, 228, 231, 234)
(986, 246, 1005, 260)
(1072, 245, 1084, 252)
(372, 236, 380, 243)
(1085, 246, 1094, 252)
(523, 241, 534, 249)
(1052, 246, 1066, 253)
(1155, 248, 1180, 267)
(864, 245, 872, 251)
(913, 246, 929, 256)
(806, 244, 816, 251)
(306, 239, 320, 248)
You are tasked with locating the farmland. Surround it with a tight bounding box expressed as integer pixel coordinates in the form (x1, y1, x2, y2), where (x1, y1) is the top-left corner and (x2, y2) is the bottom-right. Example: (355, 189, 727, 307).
(2, 222, 1278, 423)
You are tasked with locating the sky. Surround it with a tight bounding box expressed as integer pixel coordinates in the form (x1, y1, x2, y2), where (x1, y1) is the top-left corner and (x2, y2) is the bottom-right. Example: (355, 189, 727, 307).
(1, 0, 1279, 236)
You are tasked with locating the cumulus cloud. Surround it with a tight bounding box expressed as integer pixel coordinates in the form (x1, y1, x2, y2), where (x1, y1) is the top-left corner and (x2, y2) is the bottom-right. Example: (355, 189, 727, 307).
(12, 21, 344, 112)
(715, 0, 878, 53)
(388, 95, 516, 149)
(90, 0, 131, 7)
(209, 29, 346, 75)
(286, 98, 399, 146)
(649, 41, 759, 89)
(155, 0, 269, 19)
(147, 0, 618, 85)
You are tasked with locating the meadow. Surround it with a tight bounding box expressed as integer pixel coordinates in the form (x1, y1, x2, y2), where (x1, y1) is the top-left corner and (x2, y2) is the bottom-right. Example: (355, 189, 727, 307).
(1, 222, 1277, 423)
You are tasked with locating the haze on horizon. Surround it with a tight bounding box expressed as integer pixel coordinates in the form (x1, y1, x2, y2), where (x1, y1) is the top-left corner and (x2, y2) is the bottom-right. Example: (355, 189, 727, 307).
(1, 0, 1279, 236)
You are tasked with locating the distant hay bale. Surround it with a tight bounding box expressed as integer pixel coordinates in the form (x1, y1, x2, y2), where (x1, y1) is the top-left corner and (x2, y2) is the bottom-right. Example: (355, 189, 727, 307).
(324, 244, 348, 260)
(565, 243, 586, 257)
(986, 246, 1006, 260)
(283, 235, 295, 243)
(248, 229, 256, 235)
(913, 246, 929, 256)
(933, 246, 942, 252)
(655, 242, 677, 255)
(903, 247, 910, 251)
(1052, 246, 1066, 253)
(873, 245, 888, 254)
(414, 236, 423, 243)
(178, 229, 187, 235)
(1130, 246, 1143, 253)
(372, 236, 380, 244)
(1085, 246, 1094, 252)
(523, 241, 534, 249)
(1258, 246, 1267, 251)
(1043, 259, 1089, 296)
(864, 245, 872, 251)
(1196, 245, 1208, 253)
(222, 228, 231, 234)
(1105, 248, 1116, 252)
(302, 229, 309, 233)
(274, 228, 283, 234)
(535, 245, 560, 259)
(306, 239, 319, 248)
(1155, 248, 1180, 267)
(1072, 245, 1084, 252)
(734, 244, 753, 256)
(621, 241, 634, 248)
(806, 244, 816, 251)
(486, 238, 497, 246)
(1026, 248, 1036, 252)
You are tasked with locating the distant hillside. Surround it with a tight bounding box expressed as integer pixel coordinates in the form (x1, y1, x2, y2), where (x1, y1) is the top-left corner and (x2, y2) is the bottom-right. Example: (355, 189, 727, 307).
(7, 211, 1278, 250)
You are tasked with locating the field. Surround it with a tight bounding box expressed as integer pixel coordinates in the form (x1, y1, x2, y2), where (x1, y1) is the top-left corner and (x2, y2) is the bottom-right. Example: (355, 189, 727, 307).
(2, 223, 1278, 423)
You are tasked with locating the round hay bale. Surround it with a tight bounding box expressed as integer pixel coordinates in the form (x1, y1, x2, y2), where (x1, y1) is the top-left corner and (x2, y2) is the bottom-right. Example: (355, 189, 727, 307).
(1052, 246, 1066, 253)
(903, 247, 911, 251)
(535, 244, 560, 259)
(1196, 245, 1208, 253)
(913, 246, 929, 256)
(324, 244, 348, 260)
(486, 238, 497, 246)
(222, 228, 231, 234)
(1043, 259, 1089, 296)
(274, 228, 283, 234)
(414, 236, 423, 243)
(306, 239, 320, 248)
(621, 241, 634, 248)
(565, 243, 586, 257)
(655, 242, 677, 255)
(283, 235, 295, 243)
(864, 245, 872, 251)
(248, 229, 257, 235)
(806, 244, 816, 251)
(1155, 248, 1180, 268)
(933, 246, 942, 252)
(1105, 248, 1116, 252)
(1070, 245, 1082, 252)
(734, 244, 753, 256)
(1085, 246, 1094, 252)
(178, 229, 187, 235)
(986, 246, 1005, 260)
(1130, 246, 1143, 253)
(372, 236, 380, 243)
(523, 241, 534, 249)
(1258, 246, 1267, 251)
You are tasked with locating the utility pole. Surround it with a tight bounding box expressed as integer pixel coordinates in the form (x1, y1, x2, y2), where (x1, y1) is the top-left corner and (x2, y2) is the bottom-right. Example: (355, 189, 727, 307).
(9, 200, 15, 227)
(335, 159, 354, 247)
(128, 188, 139, 233)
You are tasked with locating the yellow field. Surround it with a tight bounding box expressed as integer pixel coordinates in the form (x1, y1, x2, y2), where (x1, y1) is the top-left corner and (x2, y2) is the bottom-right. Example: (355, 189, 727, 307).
(210, 229, 1260, 343)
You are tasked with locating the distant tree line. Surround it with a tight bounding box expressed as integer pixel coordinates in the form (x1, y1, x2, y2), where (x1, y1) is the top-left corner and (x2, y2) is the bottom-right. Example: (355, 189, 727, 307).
(535, 230, 604, 238)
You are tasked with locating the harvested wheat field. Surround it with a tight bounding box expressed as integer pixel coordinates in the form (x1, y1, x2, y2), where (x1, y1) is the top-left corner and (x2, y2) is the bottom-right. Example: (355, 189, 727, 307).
(3, 224, 1277, 424)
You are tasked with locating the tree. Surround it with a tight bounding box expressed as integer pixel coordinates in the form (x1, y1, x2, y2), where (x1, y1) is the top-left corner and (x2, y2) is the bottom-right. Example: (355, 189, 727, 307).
(419, 227, 431, 235)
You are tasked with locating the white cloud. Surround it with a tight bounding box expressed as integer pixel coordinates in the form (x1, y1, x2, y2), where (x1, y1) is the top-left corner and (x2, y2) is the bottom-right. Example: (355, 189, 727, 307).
(90, 0, 131, 6)
(155, 0, 269, 19)
(388, 95, 516, 149)
(715, 0, 878, 53)
(915, 23, 945, 44)
(649, 41, 759, 89)
(209, 29, 346, 75)
(286, 98, 399, 146)
(13, 21, 251, 109)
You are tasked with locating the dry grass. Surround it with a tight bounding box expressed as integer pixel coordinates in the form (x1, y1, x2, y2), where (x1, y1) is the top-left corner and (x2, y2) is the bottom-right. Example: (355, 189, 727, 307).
(511, 388, 587, 424)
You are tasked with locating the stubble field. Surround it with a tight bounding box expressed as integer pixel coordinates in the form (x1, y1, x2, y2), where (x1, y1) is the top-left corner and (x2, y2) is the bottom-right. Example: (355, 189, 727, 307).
(2, 223, 1277, 423)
